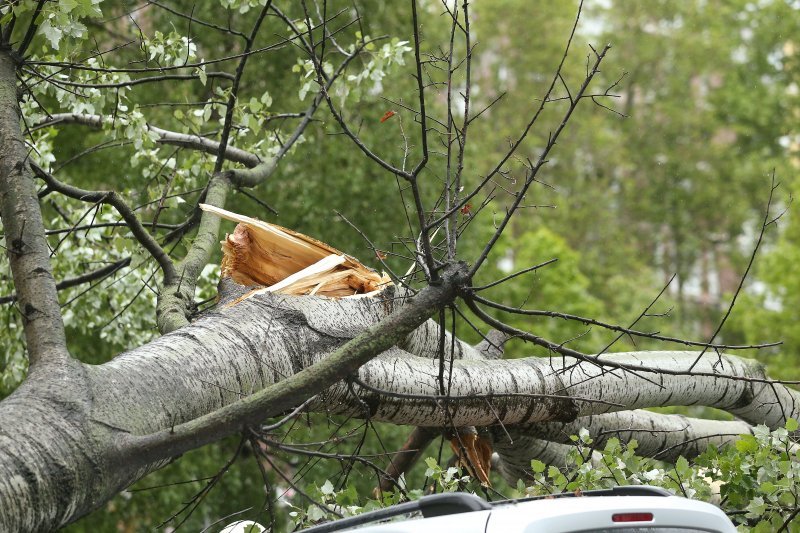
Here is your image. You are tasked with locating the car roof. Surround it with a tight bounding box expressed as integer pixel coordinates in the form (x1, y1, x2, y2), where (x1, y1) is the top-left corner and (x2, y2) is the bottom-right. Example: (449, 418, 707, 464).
(299, 487, 737, 533)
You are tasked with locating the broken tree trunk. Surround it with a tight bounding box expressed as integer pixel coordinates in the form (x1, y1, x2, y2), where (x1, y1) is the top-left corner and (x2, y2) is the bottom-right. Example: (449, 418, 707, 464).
(201, 204, 390, 297)
(205, 205, 492, 483)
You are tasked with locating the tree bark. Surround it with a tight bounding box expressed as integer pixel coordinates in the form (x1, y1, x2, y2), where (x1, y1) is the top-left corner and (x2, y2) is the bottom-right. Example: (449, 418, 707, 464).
(0, 51, 69, 368)
(489, 410, 753, 484)
(0, 275, 466, 530)
(323, 351, 798, 428)
(517, 410, 753, 463)
(0, 275, 794, 531)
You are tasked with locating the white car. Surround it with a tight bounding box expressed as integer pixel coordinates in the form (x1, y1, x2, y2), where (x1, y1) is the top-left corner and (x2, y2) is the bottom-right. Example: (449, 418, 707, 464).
(299, 486, 737, 533)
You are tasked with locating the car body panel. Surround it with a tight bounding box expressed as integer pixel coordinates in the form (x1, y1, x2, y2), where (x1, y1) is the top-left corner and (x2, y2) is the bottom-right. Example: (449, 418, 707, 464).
(299, 488, 737, 533)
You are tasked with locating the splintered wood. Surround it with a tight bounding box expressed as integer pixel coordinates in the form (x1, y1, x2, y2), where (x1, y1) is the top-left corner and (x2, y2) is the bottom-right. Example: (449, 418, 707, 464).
(449, 433, 493, 486)
(200, 204, 391, 299)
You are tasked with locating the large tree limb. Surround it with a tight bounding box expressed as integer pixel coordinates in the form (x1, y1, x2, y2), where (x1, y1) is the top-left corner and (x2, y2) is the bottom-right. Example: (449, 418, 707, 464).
(518, 410, 753, 463)
(0, 51, 69, 368)
(124, 263, 467, 465)
(0, 262, 466, 530)
(321, 351, 800, 428)
(488, 411, 753, 485)
(0, 274, 797, 530)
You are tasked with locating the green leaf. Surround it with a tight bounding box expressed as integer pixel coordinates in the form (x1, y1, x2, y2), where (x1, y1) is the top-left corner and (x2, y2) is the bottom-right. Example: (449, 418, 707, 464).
(59, 0, 79, 12)
(320, 479, 334, 496)
(531, 460, 546, 473)
(736, 435, 758, 453)
(38, 18, 63, 50)
(248, 113, 260, 134)
(675, 456, 690, 475)
(759, 481, 775, 494)
(196, 66, 207, 86)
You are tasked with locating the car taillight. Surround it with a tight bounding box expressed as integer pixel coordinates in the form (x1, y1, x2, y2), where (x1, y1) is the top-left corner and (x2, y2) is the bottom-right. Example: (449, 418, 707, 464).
(611, 512, 654, 522)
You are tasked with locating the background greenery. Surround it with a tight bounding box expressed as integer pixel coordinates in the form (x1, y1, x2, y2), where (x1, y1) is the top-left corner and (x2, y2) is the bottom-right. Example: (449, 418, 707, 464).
(1, 0, 799, 530)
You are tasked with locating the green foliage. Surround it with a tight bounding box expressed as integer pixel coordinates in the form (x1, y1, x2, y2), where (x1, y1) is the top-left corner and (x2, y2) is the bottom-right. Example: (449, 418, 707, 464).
(280, 453, 487, 530)
(509, 423, 800, 531)
(286, 477, 406, 530)
(702, 423, 800, 530)
(271, 423, 800, 532)
(463, 225, 608, 355)
(0, 0, 103, 51)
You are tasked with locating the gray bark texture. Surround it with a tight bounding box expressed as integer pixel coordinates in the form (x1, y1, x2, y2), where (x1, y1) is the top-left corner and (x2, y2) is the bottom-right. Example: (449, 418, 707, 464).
(0, 282, 797, 530)
(0, 54, 69, 368)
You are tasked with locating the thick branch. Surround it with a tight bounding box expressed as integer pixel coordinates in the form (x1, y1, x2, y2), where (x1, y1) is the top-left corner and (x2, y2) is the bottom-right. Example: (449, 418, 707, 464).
(125, 263, 467, 464)
(378, 427, 438, 493)
(0, 51, 69, 367)
(503, 410, 753, 468)
(157, 172, 230, 333)
(489, 411, 752, 485)
(325, 351, 800, 429)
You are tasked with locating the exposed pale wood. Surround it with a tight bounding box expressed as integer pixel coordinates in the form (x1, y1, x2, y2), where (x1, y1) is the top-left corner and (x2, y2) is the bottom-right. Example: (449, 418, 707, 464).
(200, 204, 391, 297)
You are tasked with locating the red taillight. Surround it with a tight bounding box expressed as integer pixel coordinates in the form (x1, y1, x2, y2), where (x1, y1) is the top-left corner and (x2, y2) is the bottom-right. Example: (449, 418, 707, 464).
(612, 512, 654, 523)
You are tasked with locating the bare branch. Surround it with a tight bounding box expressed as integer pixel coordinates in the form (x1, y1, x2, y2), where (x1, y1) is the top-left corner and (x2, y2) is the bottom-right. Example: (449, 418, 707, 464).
(688, 174, 779, 371)
(427, 0, 588, 233)
(0, 257, 131, 305)
(32, 164, 178, 285)
(470, 294, 779, 351)
(32, 113, 261, 167)
(469, 42, 609, 276)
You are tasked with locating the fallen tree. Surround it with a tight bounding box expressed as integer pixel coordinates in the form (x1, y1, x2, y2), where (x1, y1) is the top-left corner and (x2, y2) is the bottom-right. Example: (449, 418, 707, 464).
(1, 203, 794, 530)
(0, 1, 796, 531)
